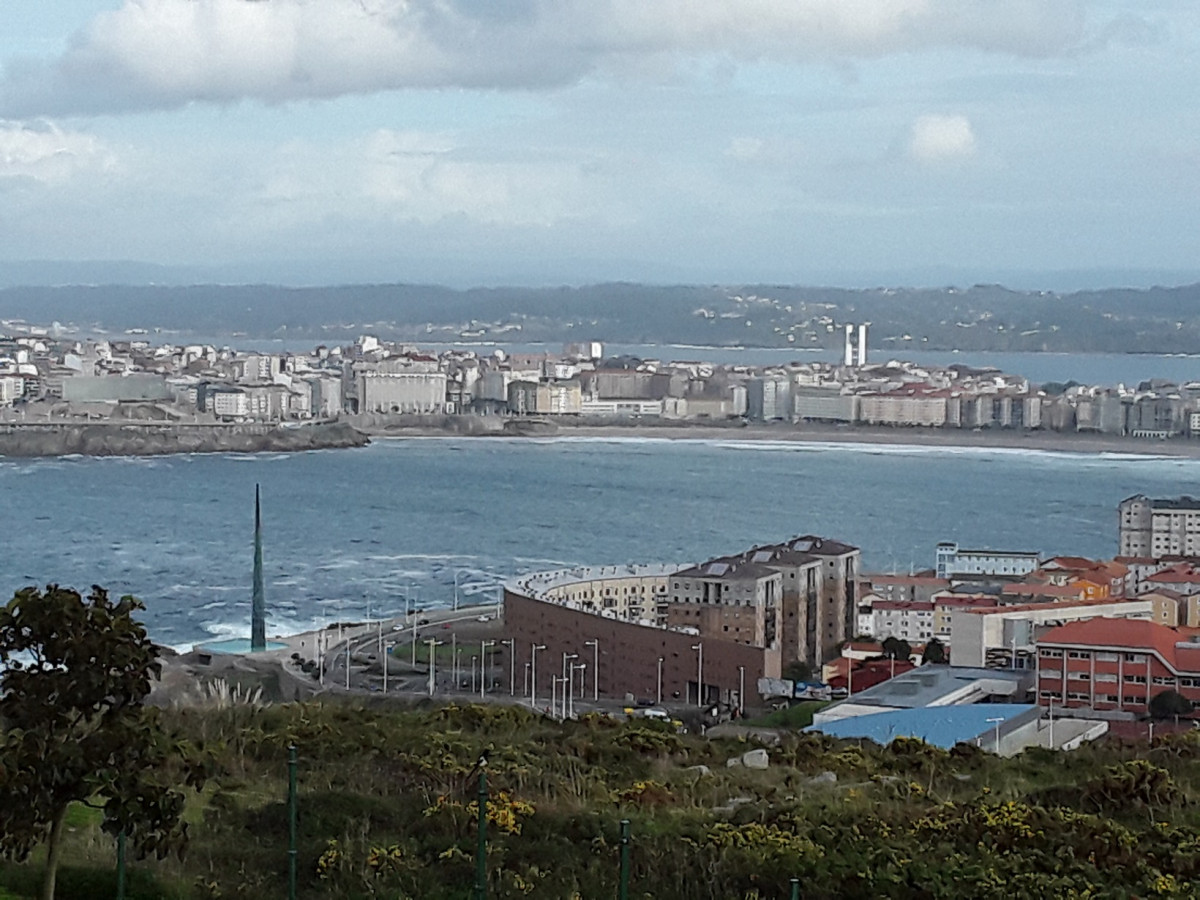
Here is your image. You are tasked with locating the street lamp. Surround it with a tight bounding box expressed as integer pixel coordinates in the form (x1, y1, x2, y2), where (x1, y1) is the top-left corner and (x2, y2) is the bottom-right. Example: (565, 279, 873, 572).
(523, 662, 531, 698)
(470, 655, 478, 695)
(692, 643, 704, 709)
(501, 639, 516, 696)
(986, 716, 1004, 754)
(531, 644, 546, 709)
(738, 665, 745, 716)
(572, 663, 587, 718)
(584, 639, 599, 701)
(424, 638, 442, 697)
(454, 568, 472, 611)
(480, 640, 495, 699)
(657, 657, 664, 705)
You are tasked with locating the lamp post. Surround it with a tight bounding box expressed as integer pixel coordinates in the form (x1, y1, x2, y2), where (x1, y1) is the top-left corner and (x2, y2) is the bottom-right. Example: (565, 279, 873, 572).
(501, 639, 516, 696)
(480, 640, 495, 699)
(572, 663, 587, 718)
(523, 662, 531, 698)
(657, 657, 664, 705)
(471, 655, 478, 695)
(561, 652, 578, 715)
(454, 568, 471, 611)
(584, 639, 599, 701)
(531, 644, 546, 708)
(451, 633, 458, 688)
(986, 716, 1004, 754)
(425, 639, 442, 697)
(738, 665, 745, 716)
(382, 640, 389, 694)
(692, 642, 704, 708)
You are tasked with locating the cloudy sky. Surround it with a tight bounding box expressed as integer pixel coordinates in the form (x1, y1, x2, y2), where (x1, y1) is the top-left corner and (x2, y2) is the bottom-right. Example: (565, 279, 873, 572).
(1, 1, 1198, 287)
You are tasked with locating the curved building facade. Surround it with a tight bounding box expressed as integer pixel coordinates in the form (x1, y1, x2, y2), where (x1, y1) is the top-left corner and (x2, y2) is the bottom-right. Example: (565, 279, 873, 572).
(503, 564, 781, 709)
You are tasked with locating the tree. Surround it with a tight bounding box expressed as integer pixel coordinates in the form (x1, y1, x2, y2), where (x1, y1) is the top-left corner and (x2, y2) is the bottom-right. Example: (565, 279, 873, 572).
(1148, 689, 1193, 721)
(921, 638, 947, 665)
(782, 660, 813, 682)
(881, 636, 912, 661)
(0, 585, 206, 900)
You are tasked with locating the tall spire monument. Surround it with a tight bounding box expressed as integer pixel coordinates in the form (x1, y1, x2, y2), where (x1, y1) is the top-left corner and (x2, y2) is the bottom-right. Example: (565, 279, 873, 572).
(251, 483, 266, 652)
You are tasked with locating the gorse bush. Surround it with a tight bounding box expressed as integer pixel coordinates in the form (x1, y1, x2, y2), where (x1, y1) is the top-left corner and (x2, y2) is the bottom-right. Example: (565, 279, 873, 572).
(6, 699, 1200, 898)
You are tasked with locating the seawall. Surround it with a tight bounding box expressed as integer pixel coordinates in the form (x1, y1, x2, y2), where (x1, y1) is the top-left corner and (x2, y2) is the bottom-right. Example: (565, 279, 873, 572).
(0, 420, 369, 458)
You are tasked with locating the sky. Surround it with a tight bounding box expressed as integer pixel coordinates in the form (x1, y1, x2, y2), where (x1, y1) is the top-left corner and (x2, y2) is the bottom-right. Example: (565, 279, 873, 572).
(0, 0, 1198, 288)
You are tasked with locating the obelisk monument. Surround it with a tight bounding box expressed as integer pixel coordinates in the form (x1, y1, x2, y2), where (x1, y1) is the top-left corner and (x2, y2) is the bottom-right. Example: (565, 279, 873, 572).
(251, 483, 266, 652)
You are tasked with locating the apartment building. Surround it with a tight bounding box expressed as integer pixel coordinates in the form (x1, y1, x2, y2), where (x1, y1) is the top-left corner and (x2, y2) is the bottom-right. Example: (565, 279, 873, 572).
(871, 600, 935, 644)
(934, 542, 1040, 580)
(1119, 495, 1200, 558)
(667, 558, 783, 649)
(1036, 618, 1200, 715)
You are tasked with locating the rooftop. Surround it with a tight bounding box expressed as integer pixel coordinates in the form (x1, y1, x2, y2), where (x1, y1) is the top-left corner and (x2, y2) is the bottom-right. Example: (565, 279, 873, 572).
(809, 703, 1039, 749)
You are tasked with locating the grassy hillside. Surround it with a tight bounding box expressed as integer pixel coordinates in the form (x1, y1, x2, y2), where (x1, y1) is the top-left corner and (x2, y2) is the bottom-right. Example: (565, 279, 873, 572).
(3, 699, 1200, 898)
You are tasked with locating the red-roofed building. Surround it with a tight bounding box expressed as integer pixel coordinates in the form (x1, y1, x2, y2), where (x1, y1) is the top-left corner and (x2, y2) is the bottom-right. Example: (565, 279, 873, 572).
(1036, 618, 1200, 715)
(1145, 563, 1200, 595)
(1001, 582, 1088, 603)
(825, 657, 917, 694)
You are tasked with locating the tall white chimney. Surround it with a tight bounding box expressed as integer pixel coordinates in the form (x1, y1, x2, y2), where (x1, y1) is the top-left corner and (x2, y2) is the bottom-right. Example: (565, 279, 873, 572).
(857, 324, 868, 367)
(843, 324, 854, 367)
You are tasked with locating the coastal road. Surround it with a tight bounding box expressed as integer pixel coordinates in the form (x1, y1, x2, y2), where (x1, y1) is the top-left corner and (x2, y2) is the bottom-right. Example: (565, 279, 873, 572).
(319, 603, 502, 693)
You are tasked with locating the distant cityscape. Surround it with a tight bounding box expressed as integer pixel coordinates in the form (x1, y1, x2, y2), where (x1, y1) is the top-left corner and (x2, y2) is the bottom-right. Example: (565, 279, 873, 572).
(1, 323, 1199, 439)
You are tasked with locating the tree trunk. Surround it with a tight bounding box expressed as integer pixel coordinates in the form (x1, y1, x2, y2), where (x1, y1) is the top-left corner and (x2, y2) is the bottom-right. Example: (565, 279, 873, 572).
(42, 805, 68, 900)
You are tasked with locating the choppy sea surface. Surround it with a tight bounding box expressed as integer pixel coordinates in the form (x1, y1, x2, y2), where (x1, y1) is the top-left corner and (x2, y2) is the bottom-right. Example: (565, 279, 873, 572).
(2, 436, 1196, 650)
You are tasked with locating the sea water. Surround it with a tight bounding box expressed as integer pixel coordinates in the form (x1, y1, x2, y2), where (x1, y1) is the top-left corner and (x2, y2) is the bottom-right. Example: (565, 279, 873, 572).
(1, 436, 1195, 649)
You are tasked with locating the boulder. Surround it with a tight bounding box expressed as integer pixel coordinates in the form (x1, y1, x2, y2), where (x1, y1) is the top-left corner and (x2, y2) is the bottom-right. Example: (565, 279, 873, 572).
(741, 749, 770, 769)
(807, 771, 838, 786)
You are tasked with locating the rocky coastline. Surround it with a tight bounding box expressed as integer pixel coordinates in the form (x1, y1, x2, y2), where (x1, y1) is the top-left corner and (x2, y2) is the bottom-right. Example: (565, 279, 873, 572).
(0, 420, 369, 458)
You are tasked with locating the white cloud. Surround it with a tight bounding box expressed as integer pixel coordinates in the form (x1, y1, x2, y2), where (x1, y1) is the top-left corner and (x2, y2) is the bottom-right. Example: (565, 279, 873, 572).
(0, 0, 1092, 117)
(0, 120, 118, 184)
(908, 114, 978, 163)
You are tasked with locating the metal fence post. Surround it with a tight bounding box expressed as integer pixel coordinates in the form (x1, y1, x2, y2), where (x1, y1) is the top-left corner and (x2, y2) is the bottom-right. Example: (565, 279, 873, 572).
(790, 876, 800, 900)
(116, 829, 126, 900)
(475, 769, 488, 900)
(288, 744, 298, 900)
(618, 819, 631, 900)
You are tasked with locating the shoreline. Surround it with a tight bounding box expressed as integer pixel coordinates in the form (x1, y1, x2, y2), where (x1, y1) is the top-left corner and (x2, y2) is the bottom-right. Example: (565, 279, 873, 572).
(357, 418, 1200, 460)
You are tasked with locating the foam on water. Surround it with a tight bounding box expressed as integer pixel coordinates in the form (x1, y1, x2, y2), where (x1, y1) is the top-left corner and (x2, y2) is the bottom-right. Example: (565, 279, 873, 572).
(3, 436, 1199, 647)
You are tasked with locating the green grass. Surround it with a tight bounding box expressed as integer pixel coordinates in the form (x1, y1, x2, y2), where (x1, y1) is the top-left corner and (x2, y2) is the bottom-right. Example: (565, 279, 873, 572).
(743, 700, 829, 728)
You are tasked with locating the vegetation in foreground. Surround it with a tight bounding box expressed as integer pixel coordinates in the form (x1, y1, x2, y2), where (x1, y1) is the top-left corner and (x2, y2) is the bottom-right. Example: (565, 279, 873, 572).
(3, 698, 1200, 899)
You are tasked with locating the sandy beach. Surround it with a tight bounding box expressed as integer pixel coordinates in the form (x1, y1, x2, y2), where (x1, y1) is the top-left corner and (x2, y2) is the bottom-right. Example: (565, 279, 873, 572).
(359, 416, 1200, 459)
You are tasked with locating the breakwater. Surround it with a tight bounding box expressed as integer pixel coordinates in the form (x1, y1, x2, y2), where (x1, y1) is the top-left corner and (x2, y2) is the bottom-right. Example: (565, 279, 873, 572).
(0, 420, 369, 457)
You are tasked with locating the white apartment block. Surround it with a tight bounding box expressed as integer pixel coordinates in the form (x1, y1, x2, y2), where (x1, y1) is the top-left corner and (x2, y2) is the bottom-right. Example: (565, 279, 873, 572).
(871, 601, 935, 643)
(1119, 495, 1200, 558)
(935, 542, 1041, 579)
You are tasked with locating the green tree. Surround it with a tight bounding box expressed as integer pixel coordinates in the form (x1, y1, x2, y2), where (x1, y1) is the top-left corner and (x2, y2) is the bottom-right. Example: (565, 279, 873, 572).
(782, 660, 813, 682)
(921, 638, 947, 665)
(0, 585, 205, 900)
(1148, 689, 1193, 721)
(881, 636, 912, 661)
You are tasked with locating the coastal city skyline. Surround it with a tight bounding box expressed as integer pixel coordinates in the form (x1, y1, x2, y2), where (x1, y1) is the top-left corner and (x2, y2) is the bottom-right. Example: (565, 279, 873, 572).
(6, 5, 1200, 897)
(3, 2, 1200, 288)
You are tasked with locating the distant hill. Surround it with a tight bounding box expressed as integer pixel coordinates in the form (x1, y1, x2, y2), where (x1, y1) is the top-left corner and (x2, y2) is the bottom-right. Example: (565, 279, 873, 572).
(2, 280, 1200, 353)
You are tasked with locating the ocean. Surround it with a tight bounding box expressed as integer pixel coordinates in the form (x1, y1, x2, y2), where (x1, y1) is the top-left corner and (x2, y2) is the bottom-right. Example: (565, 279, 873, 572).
(2, 435, 1196, 650)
